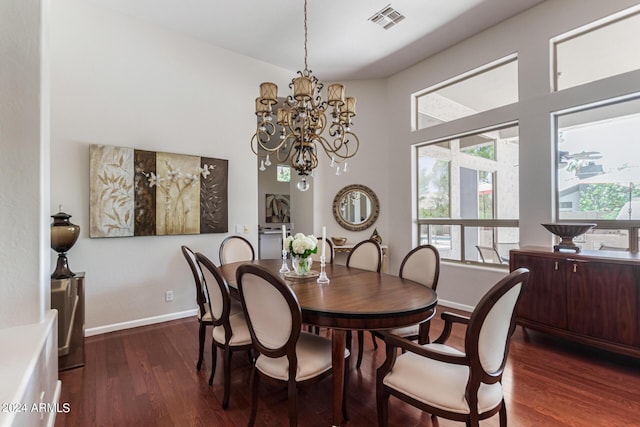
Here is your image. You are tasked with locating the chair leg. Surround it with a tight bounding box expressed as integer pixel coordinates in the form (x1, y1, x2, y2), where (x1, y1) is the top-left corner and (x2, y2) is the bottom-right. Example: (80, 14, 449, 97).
(342, 355, 349, 422)
(208, 342, 218, 386)
(222, 347, 233, 409)
(248, 367, 259, 427)
(356, 331, 364, 369)
(287, 378, 298, 427)
(499, 401, 507, 427)
(371, 332, 378, 350)
(197, 323, 206, 370)
(376, 384, 389, 427)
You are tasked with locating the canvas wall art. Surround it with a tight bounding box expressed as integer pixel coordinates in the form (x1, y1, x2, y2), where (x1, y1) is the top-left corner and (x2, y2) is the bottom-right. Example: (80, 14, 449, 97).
(265, 193, 290, 223)
(90, 144, 228, 237)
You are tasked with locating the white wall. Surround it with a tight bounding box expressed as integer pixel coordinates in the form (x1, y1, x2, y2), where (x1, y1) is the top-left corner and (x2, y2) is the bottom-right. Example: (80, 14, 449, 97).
(0, 1, 60, 424)
(313, 79, 389, 246)
(385, 0, 640, 309)
(0, 0, 50, 328)
(50, 0, 293, 331)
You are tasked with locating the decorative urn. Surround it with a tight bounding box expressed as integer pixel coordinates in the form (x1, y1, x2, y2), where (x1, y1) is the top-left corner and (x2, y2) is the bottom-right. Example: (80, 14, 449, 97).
(51, 210, 80, 279)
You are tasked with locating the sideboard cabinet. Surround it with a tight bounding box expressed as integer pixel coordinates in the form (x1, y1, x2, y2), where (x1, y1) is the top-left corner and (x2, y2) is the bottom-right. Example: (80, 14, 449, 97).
(509, 247, 639, 357)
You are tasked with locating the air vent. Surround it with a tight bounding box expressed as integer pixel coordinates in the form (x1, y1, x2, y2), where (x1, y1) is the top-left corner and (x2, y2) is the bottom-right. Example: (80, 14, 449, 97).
(368, 4, 405, 30)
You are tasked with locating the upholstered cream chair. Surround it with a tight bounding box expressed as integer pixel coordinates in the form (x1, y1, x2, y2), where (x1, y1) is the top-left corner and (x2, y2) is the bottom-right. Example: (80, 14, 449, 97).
(346, 239, 382, 272)
(181, 245, 213, 371)
(219, 235, 255, 264)
(236, 263, 349, 426)
(373, 245, 440, 346)
(346, 239, 383, 368)
(376, 268, 530, 427)
(195, 253, 253, 409)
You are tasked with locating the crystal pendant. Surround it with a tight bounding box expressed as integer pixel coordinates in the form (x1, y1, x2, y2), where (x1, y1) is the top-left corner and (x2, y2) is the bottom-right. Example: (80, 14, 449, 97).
(297, 177, 310, 191)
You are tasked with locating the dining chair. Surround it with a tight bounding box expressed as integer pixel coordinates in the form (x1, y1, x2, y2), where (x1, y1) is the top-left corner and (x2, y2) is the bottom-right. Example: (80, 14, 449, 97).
(376, 267, 530, 427)
(195, 252, 253, 409)
(236, 263, 350, 426)
(372, 244, 440, 346)
(219, 235, 255, 264)
(181, 245, 213, 371)
(346, 239, 383, 368)
(310, 237, 335, 264)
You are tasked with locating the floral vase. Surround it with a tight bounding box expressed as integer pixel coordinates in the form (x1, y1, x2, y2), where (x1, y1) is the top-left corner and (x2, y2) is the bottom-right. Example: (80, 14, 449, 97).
(292, 255, 313, 275)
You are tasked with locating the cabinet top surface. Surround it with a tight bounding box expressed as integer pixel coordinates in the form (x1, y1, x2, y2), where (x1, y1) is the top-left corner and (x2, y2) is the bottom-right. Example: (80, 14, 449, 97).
(512, 246, 640, 264)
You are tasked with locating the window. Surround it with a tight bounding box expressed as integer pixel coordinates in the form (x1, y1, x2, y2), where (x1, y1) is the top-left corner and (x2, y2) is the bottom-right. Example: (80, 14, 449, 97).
(553, 6, 640, 91)
(414, 56, 518, 130)
(417, 124, 519, 265)
(554, 95, 640, 251)
(276, 164, 291, 182)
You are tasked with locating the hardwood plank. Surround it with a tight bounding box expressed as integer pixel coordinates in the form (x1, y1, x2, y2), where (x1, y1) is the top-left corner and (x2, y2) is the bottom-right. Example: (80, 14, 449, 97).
(56, 307, 640, 426)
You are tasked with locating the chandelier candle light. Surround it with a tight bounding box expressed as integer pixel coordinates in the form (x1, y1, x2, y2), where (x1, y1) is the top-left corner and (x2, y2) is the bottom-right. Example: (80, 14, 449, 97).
(250, 0, 359, 192)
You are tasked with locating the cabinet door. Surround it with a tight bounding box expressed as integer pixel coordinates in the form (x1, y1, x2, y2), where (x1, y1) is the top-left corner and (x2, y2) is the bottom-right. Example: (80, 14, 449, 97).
(511, 253, 567, 329)
(566, 260, 638, 346)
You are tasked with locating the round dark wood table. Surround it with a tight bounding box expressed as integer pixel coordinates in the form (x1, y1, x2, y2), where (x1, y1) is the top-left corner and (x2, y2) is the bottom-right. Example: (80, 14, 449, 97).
(219, 259, 438, 426)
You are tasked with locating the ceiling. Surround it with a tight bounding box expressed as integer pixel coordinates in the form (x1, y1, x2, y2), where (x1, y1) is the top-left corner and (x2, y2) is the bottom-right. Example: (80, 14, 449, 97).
(87, 0, 545, 81)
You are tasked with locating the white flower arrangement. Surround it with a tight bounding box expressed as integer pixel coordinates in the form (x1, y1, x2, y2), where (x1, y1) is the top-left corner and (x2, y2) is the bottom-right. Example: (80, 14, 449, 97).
(284, 233, 318, 258)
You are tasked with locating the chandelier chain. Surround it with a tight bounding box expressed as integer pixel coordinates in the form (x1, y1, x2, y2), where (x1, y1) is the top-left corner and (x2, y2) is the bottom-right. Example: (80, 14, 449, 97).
(303, 0, 308, 71)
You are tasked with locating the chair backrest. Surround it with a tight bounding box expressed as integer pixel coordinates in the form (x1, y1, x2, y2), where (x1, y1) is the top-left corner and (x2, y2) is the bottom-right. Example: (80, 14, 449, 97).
(195, 253, 233, 330)
(219, 235, 255, 264)
(181, 245, 209, 319)
(465, 268, 529, 384)
(236, 264, 301, 361)
(346, 239, 382, 272)
(310, 237, 334, 264)
(476, 245, 504, 264)
(399, 244, 440, 290)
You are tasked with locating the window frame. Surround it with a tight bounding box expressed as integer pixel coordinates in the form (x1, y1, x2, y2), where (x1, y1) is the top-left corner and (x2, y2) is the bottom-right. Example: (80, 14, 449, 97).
(412, 54, 518, 131)
(552, 94, 640, 252)
(551, 5, 640, 92)
(415, 122, 519, 267)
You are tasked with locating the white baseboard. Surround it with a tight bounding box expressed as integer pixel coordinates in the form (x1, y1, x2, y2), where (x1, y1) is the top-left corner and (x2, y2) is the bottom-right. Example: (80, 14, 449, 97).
(85, 301, 473, 337)
(85, 309, 198, 337)
(437, 299, 474, 313)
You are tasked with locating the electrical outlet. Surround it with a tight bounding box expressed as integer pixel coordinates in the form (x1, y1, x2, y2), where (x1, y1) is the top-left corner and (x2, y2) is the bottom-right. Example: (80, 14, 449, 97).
(165, 290, 174, 302)
(243, 225, 250, 233)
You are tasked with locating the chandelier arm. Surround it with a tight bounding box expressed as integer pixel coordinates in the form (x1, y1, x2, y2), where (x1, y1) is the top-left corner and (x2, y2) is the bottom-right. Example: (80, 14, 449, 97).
(315, 131, 360, 161)
(277, 134, 298, 163)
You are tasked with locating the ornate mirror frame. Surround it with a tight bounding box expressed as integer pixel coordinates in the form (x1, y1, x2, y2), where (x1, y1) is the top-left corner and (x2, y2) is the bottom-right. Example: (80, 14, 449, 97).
(332, 184, 380, 231)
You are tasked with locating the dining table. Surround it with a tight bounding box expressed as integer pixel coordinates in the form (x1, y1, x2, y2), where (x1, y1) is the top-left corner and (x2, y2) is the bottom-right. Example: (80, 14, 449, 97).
(219, 259, 438, 426)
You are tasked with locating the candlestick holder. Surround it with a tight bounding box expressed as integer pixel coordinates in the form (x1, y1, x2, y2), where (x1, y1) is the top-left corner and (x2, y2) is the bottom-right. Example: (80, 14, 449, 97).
(279, 249, 290, 273)
(317, 255, 330, 283)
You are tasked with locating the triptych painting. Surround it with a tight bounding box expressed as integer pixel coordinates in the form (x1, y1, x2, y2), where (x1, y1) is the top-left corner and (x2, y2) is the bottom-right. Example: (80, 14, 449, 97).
(89, 144, 228, 238)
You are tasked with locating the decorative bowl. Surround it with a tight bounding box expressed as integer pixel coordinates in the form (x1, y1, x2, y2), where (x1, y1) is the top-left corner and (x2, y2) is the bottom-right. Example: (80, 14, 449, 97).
(541, 223, 596, 252)
(331, 237, 347, 246)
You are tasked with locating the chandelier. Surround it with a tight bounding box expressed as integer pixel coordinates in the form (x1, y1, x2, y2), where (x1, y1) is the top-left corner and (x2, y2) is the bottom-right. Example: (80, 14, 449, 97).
(250, 0, 359, 191)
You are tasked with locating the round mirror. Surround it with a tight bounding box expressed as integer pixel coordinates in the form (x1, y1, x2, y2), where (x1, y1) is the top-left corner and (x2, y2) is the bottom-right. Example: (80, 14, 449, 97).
(332, 184, 379, 231)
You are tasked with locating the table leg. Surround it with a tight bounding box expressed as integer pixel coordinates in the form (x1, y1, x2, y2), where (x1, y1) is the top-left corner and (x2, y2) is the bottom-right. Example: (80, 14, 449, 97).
(331, 329, 346, 426)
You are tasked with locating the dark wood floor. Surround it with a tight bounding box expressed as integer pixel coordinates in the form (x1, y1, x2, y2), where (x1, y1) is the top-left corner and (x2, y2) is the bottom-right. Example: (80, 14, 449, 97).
(55, 307, 640, 426)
